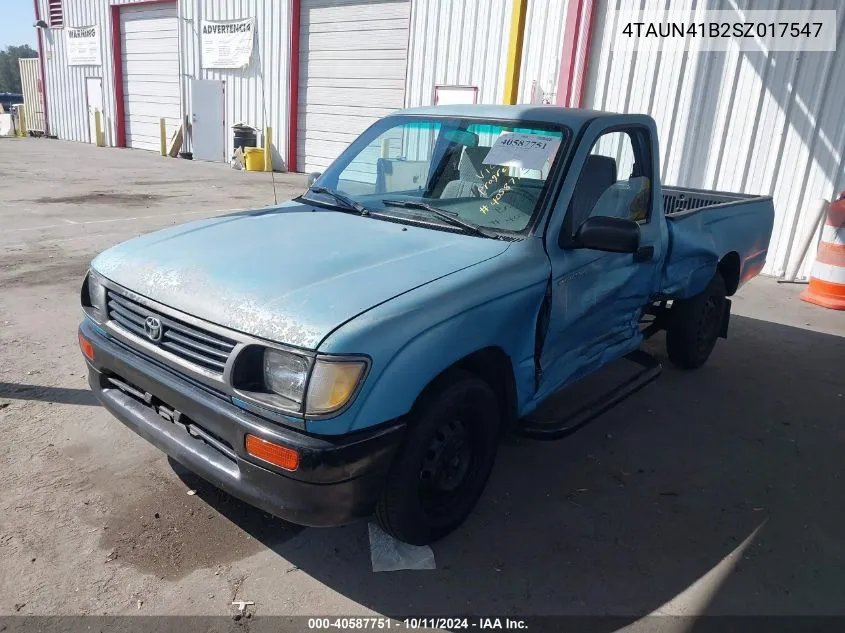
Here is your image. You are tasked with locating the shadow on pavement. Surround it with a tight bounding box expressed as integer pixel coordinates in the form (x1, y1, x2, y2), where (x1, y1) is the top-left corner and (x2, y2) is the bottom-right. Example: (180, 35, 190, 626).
(0, 382, 99, 406)
(173, 314, 845, 619)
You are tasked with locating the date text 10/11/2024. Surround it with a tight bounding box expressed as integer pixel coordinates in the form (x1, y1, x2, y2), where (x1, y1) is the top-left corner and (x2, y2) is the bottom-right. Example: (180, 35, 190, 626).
(307, 617, 529, 630)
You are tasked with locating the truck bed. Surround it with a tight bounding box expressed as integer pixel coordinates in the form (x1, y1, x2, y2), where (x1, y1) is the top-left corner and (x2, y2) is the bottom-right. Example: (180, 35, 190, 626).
(659, 186, 775, 299)
(662, 185, 759, 216)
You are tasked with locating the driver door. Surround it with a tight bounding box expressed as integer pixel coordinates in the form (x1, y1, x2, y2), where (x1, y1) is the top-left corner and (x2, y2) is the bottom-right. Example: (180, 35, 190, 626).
(537, 121, 665, 398)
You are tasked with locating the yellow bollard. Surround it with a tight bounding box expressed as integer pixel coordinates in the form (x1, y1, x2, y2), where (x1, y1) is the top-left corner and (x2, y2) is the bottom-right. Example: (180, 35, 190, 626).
(94, 110, 104, 147)
(503, 0, 528, 104)
(18, 107, 27, 137)
(264, 126, 273, 172)
(159, 118, 167, 156)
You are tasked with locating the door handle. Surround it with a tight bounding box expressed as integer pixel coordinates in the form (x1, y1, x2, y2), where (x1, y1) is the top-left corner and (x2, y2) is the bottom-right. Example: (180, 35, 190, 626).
(634, 245, 654, 262)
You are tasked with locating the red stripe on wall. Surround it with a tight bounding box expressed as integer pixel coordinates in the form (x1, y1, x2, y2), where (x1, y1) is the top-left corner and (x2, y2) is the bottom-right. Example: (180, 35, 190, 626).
(111, 4, 125, 147)
(555, 0, 597, 108)
(288, 0, 301, 173)
(575, 0, 596, 108)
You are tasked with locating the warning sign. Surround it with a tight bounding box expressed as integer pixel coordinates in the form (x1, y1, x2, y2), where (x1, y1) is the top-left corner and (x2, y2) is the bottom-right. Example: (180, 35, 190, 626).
(67, 25, 101, 66)
(201, 18, 255, 69)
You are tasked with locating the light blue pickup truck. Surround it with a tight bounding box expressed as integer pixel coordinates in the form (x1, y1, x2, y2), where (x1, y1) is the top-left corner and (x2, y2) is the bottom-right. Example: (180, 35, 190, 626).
(79, 105, 774, 544)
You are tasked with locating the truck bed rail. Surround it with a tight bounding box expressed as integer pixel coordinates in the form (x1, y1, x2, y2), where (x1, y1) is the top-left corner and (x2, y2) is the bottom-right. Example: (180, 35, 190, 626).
(663, 186, 760, 216)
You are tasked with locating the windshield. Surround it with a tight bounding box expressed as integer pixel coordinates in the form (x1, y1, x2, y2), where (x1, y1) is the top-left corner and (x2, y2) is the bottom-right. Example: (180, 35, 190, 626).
(309, 116, 569, 236)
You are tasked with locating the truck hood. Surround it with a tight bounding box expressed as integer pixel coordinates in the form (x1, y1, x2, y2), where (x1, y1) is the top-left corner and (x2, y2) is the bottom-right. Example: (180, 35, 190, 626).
(91, 202, 510, 348)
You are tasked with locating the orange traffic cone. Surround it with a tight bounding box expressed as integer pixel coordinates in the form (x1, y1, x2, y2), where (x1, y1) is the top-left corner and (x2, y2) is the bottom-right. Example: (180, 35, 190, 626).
(801, 192, 845, 310)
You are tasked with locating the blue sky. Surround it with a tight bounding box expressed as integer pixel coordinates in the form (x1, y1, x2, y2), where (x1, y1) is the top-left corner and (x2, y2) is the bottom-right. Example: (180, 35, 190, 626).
(0, 2, 38, 49)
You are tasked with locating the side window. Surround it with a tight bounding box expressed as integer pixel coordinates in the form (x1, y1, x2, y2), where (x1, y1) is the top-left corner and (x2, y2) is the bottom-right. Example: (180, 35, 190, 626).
(568, 129, 652, 230)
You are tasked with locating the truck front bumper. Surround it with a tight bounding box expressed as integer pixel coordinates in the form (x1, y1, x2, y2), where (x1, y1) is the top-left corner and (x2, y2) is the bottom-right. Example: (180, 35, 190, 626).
(79, 319, 405, 528)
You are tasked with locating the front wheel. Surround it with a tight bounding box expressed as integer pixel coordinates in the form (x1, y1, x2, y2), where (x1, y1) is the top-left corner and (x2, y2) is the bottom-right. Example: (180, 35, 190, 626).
(666, 273, 727, 370)
(375, 370, 501, 545)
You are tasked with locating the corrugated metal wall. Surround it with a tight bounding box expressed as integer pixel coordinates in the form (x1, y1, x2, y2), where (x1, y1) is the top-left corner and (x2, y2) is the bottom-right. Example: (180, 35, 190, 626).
(37, 0, 291, 166)
(519, 0, 569, 104)
(181, 0, 291, 167)
(35, 0, 152, 145)
(404, 0, 514, 107)
(38, 0, 103, 143)
(404, 0, 570, 107)
(583, 0, 845, 277)
(35, 0, 565, 166)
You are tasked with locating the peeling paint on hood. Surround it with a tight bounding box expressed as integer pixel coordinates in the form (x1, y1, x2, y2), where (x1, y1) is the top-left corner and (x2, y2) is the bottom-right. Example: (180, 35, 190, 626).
(92, 202, 510, 348)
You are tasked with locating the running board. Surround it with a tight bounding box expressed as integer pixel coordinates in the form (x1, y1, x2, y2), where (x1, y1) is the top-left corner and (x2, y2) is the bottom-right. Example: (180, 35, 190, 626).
(517, 350, 662, 441)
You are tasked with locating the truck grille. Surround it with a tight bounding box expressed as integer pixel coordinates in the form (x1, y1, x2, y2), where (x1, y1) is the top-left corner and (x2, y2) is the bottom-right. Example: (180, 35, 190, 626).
(106, 289, 237, 374)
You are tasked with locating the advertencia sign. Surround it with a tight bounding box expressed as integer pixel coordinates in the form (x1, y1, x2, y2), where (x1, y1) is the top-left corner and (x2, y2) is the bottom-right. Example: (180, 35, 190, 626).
(67, 25, 101, 66)
(201, 18, 255, 69)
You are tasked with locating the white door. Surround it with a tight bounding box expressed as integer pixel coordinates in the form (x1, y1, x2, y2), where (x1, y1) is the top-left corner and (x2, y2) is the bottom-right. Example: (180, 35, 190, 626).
(190, 80, 225, 162)
(85, 77, 103, 144)
(120, 3, 180, 151)
(297, 0, 410, 173)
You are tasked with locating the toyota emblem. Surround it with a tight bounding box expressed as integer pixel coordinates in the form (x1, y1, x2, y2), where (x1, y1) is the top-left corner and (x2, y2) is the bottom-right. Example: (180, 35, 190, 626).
(144, 316, 163, 342)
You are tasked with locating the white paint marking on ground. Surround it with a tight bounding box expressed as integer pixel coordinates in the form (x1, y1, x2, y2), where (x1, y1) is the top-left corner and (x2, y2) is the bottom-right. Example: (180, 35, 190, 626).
(4, 208, 241, 234)
(368, 523, 436, 572)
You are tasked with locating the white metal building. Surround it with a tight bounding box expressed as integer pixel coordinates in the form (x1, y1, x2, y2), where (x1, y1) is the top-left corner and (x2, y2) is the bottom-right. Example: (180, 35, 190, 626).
(582, 0, 845, 278)
(32, 0, 845, 277)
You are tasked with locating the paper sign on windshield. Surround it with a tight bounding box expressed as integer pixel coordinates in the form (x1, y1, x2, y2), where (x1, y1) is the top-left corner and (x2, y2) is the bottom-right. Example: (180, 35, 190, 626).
(482, 133, 560, 171)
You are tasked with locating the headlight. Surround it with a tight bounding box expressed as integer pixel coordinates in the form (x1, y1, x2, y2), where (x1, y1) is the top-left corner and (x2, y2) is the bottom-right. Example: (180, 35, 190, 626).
(252, 349, 367, 416)
(263, 349, 310, 406)
(306, 359, 367, 415)
(83, 270, 108, 322)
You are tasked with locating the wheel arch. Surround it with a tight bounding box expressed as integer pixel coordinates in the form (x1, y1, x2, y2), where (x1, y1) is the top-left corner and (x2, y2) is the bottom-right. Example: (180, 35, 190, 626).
(411, 346, 518, 428)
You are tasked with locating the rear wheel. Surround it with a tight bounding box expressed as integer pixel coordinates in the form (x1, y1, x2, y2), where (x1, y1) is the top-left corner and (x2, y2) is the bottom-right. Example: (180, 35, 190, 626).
(666, 274, 727, 370)
(375, 370, 501, 545)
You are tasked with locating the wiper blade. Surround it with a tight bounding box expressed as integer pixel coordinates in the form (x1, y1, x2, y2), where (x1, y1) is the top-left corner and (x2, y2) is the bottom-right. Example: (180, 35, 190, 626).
(381, 199, 497, 239)
(304, 186, 370, 215)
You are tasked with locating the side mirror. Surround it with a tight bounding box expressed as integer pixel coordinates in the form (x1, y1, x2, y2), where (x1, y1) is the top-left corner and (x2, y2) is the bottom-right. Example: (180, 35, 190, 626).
(307, 172, 321, 187)
(574, 216, 640, 253)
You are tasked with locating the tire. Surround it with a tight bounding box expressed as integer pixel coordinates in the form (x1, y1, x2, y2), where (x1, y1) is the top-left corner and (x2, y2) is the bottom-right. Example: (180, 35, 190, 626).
(666, 273, 727, 370)
(375, 369, 501, 545)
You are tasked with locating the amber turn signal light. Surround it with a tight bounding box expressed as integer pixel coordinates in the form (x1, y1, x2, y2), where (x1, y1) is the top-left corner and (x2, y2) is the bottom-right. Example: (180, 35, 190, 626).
(245, 434, 299, 471)
(79, 333, 95, 361)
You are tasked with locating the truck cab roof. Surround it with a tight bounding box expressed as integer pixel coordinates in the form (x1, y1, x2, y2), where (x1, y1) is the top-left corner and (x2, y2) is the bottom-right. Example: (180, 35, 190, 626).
(393, 104, 637, 130)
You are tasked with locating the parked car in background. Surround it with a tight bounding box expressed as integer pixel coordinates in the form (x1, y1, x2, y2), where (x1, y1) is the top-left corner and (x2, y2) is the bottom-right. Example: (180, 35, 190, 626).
(79, 105, 775, 545)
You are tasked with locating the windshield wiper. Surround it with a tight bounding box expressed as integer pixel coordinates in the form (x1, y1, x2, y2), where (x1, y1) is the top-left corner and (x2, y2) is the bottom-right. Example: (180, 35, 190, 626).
(381, 199, 497, 239)
(303, 186, 370, 216)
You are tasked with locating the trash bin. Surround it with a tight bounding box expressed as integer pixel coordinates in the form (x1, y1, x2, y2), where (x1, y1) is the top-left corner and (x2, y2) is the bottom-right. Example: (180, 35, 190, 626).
(232, 123, 258, 153)
(244, 147, 265, 172)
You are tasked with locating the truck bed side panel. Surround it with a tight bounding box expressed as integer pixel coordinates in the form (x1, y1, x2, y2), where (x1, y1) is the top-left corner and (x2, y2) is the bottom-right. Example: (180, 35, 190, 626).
(660, 198, 775, 299)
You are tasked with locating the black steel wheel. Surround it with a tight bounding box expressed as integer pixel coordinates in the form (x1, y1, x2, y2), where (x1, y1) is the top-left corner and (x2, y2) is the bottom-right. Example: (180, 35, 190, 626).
(375, 369, 501, 545)
(666, 273, 727, 370)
